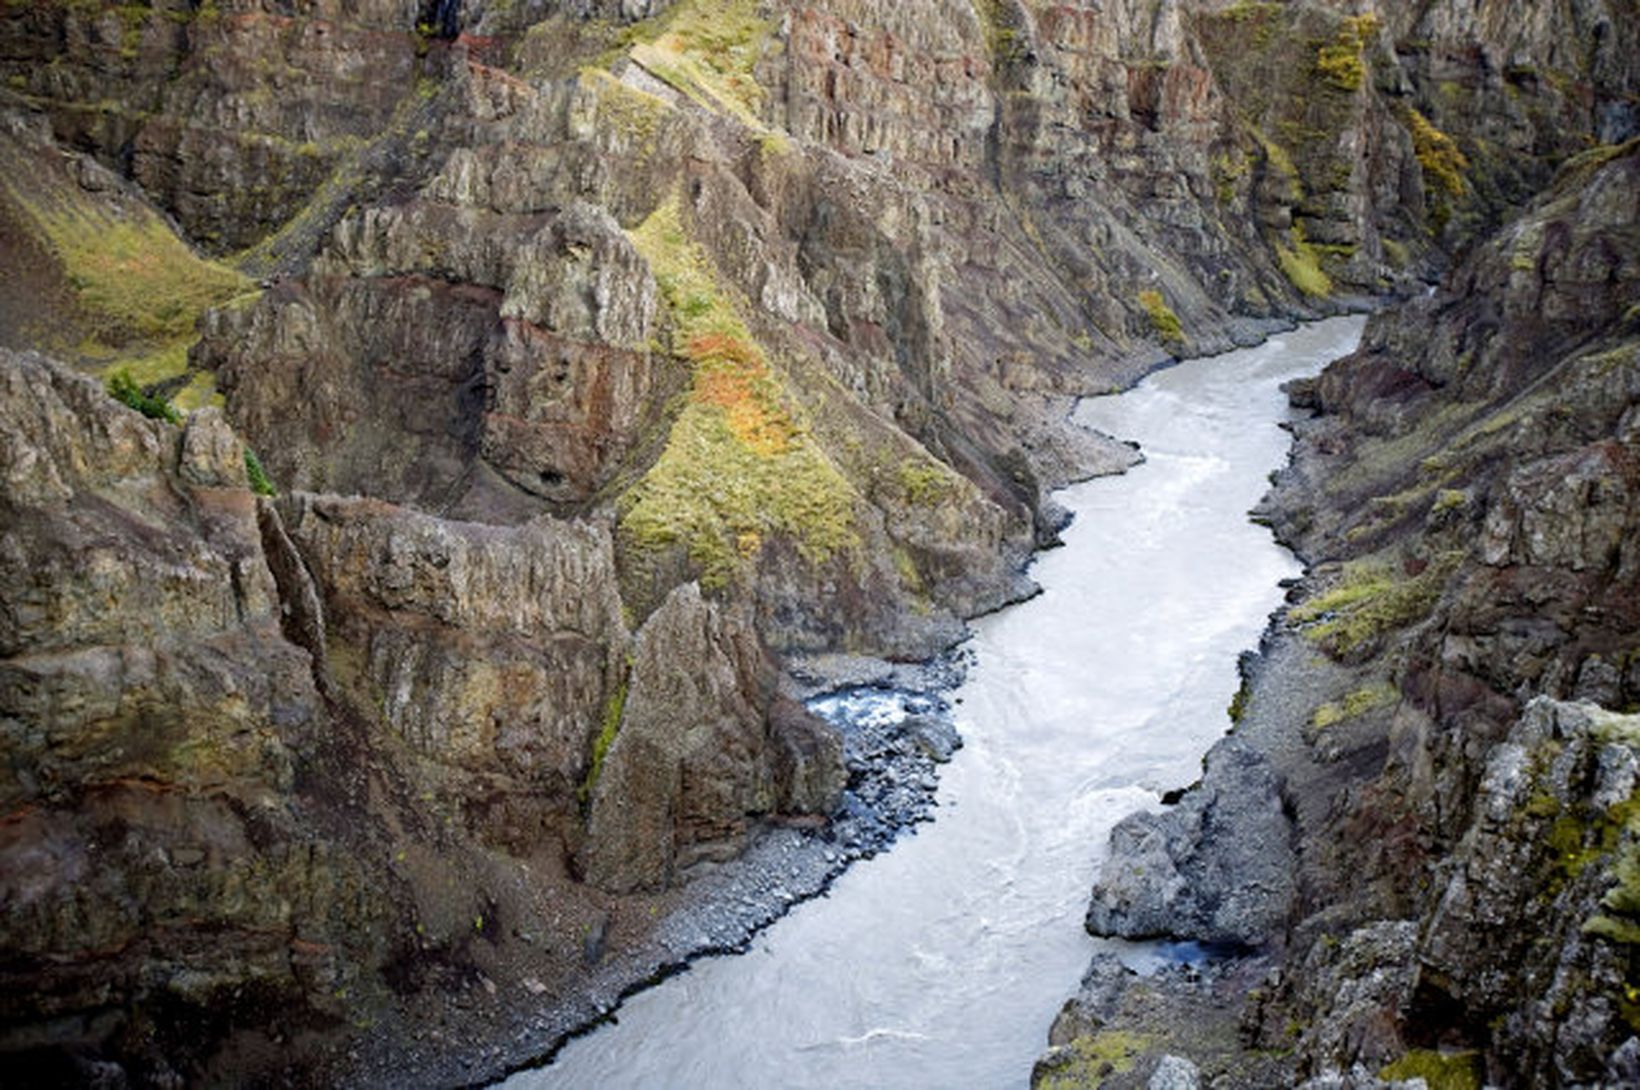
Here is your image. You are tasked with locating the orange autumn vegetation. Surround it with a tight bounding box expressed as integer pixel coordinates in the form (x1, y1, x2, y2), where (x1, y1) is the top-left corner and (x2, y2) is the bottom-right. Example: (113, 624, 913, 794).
(686, 331, 796, 455)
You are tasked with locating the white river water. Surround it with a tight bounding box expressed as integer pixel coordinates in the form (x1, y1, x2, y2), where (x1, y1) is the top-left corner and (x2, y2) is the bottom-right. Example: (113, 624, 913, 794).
(505, 316, 1366, 1090)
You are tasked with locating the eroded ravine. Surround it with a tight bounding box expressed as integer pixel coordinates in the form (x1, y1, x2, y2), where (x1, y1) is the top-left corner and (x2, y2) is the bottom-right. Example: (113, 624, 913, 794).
(506, 317, 1367, 1090)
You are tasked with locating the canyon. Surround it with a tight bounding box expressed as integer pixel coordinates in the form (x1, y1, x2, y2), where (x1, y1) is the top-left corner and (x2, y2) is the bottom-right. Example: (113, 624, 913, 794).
(0, 1, 1635, 1087)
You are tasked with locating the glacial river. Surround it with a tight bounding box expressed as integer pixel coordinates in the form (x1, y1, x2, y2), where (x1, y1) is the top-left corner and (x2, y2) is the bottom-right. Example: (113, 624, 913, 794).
(507, 317, 1366, 1089)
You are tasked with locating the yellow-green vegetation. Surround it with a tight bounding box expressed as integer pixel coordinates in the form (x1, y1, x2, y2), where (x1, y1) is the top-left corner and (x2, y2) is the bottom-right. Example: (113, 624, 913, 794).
(1406, 108, 1469, 198)
(1036, 1031, 1154, 1090)
(1290, 555, 1451, 654)
(975, 0, 1027, 69)
(1379, 1050, 1481, 1090)
(1312, 684, 1397, 729)
(24, 201, 249, 346)
(619, 197, 857, 590)
(1138, 289, 1185, 344)
(1432, 488, 1467, 514)
(1224, 1, 1282, 22)
(1253, 129, 1298, 180)
(579, 672, 630, 805)
(622, 0, 774, 128)
(1211, 150, 1249, 204)
(1277, 232, 1333, 299)
(579, 67, 673, 154)
(1315, 14, 1380, 93)
(1381, 237, 1411, 269)
(4, 172, 251, 410)
(898, 459, 960, 506)
(1227, 678, 1252, 723)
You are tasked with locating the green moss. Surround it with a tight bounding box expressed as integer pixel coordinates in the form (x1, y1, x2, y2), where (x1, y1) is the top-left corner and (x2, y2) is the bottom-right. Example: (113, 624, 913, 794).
(579, 67, 672, 155)
(1291, 555, 1453, 654)
(898, 459, 958, 506)
(1253, 129, 1298, 180)
(579, 673, 629, 805)
(244, 448, 277, 497)
(1382, 237, 1411, 269)
(1037, 1031, 1154, 1090)
(1406, 108, 1469, 199)
(1137, 289, 1184, 344)
(1432, 488, 1467, 514)
(1227, 678, 1252, 724)
(622, 0, 774, 127)
(1223, 1, 1281, 22)
(1315, 15, 1379, 93)
(619, 197, 858, 591)
(1276, 236, 1333, 299)
(1211, 150, 1249, 204)
(975, 0, 1027, 70)
(1581, 795, 1640, 946)
(1379, 1050, 1481, 1090)
(1312, 684, 1397, 728)
(20, 200, 249, 347)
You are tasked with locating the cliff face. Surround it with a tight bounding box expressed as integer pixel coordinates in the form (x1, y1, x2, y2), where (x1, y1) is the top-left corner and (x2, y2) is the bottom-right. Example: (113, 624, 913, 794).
(1052, 142, 1640, 1089)
(1, 0, 1636, 1084)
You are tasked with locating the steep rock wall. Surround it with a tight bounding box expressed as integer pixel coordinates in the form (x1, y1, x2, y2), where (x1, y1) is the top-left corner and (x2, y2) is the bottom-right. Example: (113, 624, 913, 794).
(1050, 143, 1640, 1089)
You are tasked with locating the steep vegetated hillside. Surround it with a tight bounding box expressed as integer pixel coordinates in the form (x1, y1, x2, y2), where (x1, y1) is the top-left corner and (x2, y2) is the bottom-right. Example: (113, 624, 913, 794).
(0, 0, 1634, 1084)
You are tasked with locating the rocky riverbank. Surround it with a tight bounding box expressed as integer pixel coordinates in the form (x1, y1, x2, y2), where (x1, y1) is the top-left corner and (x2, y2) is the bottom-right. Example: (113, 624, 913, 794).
(2, 0, 1635, 1085)
(1038, 142, 1640, 1089)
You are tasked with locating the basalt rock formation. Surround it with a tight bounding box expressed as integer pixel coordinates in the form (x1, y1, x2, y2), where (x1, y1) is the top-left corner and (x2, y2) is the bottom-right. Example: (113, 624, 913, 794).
(1048, 142, 1640, 1089)
(0, 0, 1636, 1085)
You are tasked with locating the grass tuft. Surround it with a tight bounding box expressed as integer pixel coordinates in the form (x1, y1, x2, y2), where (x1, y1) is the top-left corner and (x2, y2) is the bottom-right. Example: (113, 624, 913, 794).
(1291, 556, 1453, 654)
(579, 672, 630, 806)
(1378, 1050, 1481, 1090)
(1277, 236, 1333, 299)
(1137, 289, 1185, 343)
(1315, 14, 1380, 93)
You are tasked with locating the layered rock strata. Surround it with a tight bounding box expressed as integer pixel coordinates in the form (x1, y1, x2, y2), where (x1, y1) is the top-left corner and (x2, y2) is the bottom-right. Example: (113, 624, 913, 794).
(0, 0, 1636, 1084)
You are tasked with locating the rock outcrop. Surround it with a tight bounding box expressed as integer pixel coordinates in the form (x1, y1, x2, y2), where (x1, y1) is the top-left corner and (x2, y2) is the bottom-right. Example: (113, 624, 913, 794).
(1053, 142, 1640, 1088)
(0, 347, 842, 1085)
(2, 0, 1637, 1085)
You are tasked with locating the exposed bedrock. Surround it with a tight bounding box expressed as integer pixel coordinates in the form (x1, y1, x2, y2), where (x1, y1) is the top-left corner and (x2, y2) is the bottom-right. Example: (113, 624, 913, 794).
(1, 0, 1637, 1084)
(1056, 143, 1640, 1089)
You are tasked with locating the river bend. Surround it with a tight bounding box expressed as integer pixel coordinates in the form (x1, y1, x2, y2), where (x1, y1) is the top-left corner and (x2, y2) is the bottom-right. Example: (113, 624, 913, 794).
(507, 316, 1367, 1090)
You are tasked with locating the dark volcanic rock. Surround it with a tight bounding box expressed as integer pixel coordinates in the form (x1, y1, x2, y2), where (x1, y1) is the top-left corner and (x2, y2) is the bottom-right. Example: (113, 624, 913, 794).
(1051, 143, 1640, 1089)
(1086, 739, 1294, 947)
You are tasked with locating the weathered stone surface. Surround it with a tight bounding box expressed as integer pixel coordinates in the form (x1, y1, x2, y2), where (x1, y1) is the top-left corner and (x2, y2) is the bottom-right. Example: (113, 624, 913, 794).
(0, 348, 377, 1082)
(583, 583, 842, 892)
(1086, 739, 1294, 947)
(1059, 145, 1640, 1088)
(281, 492, 629, 785)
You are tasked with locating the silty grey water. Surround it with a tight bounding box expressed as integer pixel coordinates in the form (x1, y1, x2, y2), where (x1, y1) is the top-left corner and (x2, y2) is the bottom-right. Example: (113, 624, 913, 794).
(505, 316, 1366, 1090)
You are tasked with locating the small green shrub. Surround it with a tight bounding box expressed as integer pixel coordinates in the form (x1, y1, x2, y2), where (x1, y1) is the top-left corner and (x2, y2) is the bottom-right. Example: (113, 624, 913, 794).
(1315, 14, 1380, 93)
(244, 448, 277, 496)
(1277, 239, 1333, 298)
(1407, 108, 1469, 198)
(106, 368, 181, 424)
